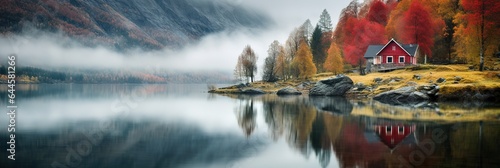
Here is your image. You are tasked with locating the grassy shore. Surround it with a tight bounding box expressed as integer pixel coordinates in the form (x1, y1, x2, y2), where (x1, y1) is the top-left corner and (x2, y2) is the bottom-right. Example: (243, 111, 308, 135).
(211, 65, 500, 100)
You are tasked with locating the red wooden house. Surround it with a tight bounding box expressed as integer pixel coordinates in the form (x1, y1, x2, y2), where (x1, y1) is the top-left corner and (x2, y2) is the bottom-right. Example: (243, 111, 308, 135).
(374, 124, 416, 149)
(364, 39, 419, 72)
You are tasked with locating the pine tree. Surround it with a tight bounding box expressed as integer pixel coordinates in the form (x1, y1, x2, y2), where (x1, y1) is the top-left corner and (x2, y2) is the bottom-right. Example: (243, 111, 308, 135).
(310, 25, 326, 72)
(318, 9, 333, 33)
(301, 19, 314, 44)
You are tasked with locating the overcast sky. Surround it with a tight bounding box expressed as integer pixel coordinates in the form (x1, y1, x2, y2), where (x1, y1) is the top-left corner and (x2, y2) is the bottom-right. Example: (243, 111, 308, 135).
(0, 0, 354, 74)
(234, 0, 352, 43)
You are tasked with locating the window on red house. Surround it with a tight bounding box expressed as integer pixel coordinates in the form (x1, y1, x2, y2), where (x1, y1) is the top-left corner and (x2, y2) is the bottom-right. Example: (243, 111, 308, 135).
(387, 56, 393, 63)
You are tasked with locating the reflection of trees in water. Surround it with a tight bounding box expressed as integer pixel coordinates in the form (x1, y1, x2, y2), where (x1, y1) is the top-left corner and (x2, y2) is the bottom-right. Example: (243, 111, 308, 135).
(236, 95, 500, 167)
(261, 97, 345, 167)
(261, 97, 316, 158)
(263, 100, 285, 141)
(310, 114, 332, 168)
(446, 122, 500, 167)
(235, 99, 257, 137)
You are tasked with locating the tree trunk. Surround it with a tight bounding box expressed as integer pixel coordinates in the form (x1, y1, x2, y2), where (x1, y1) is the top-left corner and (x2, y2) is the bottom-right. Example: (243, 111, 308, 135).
(479, 0, 485, 71)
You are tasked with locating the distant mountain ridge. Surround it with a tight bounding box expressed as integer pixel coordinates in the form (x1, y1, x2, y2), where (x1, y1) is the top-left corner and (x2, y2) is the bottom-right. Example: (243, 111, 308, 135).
(0, 0, 269, 50)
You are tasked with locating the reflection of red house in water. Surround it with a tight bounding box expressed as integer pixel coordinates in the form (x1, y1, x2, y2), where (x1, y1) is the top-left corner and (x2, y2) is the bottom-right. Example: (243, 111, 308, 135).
(374, 124, 416, 149)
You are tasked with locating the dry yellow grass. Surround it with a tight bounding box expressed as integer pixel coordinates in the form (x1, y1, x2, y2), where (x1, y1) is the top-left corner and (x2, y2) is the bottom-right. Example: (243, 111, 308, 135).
(345, 65, 500, 95)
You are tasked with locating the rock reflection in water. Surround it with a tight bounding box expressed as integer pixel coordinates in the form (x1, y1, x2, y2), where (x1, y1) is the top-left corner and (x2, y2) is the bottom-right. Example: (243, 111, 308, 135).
(310, 96, 353, 115)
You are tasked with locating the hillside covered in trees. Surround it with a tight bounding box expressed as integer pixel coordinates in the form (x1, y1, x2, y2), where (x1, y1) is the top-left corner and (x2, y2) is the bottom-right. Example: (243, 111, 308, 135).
(237, 0, 500, 83)
(0, 66, 233, 84)
(0, 0, 269, 50)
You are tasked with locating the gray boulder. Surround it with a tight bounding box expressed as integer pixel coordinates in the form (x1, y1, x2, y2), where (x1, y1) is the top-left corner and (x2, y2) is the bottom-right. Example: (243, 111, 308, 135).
(354, 82, 366, 90)
(373, 86, 430, 105)
(437, 77, 446, 83)
(240, 88, 265, 95)
(277, 87, 302, 95)
(309, 75, 354, 96)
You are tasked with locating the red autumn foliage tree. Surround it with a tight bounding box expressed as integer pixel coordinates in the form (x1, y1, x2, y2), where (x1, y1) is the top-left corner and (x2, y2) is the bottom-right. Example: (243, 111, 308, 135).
(400, 1, 435, 58)
(366, 0, 389, 26)
(458, 0, 500, 70)
(343, 18, 387, 73)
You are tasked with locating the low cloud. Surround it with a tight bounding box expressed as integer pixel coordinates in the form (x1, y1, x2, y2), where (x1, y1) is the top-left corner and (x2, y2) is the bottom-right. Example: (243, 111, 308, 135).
(0, 28, 279, 72)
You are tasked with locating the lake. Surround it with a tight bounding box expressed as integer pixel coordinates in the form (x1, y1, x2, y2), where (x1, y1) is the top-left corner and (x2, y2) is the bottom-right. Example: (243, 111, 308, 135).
(1, 84, 499, 168)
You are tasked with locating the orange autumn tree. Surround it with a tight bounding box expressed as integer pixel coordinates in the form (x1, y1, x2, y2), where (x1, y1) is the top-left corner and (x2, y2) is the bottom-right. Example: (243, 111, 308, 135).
(292, 41, 317, 79)
(385, 0, 412, 40)
(324, 42, 343, 75)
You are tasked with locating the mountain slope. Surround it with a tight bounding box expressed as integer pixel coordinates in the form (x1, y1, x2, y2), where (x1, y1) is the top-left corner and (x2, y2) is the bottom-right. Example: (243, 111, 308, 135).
(0, 0, 269, 49)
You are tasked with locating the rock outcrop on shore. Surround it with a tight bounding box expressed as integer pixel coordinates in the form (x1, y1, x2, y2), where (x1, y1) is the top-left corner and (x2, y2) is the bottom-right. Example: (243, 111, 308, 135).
(373, 86, 429, 105)
(373, 85, 440, 106)
(309, 75, 354, 96)
(239, 88, 266, 95)
(277, 87, 302, 95)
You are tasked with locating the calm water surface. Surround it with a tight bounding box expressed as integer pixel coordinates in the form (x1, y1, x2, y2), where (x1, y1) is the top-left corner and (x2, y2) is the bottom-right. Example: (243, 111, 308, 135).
(0, 84, 499, 168)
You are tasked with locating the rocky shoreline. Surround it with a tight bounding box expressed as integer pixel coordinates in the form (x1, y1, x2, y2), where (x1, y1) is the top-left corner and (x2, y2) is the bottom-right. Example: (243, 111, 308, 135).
(209, 75, 500, 105)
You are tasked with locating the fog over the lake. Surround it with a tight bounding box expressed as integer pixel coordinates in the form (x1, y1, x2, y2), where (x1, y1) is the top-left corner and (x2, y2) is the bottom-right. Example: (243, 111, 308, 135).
(0, 0, 351, 74)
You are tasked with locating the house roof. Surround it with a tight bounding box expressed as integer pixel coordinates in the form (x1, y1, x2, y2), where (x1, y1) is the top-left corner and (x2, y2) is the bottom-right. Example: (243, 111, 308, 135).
(386, 132, 418, 150)
(364, 39, 418, 58)
(401, 44, 418, 56)
(364, 45, 384, 58)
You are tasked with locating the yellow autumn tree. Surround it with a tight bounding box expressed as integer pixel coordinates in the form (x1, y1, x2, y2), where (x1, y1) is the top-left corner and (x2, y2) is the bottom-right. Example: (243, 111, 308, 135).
(323, 42, 343, 75)
(292, 41, 317, 79)
(274, 43, 288, 80)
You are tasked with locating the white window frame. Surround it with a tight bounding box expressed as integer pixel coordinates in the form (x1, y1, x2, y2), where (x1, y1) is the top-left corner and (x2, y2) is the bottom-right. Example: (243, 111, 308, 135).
(387, 56, 393, 63)
(386, 126, 392, 135)
(399, 56, 405, 63)
(398, 126, 404, 135)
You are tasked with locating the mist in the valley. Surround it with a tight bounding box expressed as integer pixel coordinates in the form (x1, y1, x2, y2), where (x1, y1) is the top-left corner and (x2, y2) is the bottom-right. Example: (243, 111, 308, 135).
(0, 0, 351, 77)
